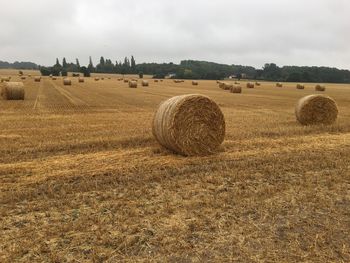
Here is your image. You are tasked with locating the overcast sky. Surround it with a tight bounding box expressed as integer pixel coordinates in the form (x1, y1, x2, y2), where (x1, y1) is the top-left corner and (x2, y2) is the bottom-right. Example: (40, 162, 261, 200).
(1, 0, 349, 69)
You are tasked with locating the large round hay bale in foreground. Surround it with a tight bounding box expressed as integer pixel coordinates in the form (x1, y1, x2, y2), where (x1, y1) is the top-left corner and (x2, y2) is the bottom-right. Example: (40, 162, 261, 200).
(295, 95, 338, 125)
(63, 78, 72, 86)
(152, 94, 225, 156)
(142, 80, 149, 87)
(129, 81, 137, 88)
(315, 84, 326, 91)
(1, 82, 25, 100)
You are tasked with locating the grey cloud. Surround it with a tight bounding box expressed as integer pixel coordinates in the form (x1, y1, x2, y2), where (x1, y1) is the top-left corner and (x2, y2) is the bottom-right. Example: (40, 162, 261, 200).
(0, 0, 349, 69)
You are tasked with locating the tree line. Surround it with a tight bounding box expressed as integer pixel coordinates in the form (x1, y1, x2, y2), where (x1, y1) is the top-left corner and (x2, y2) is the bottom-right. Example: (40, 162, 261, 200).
(2, 57, 350, 83)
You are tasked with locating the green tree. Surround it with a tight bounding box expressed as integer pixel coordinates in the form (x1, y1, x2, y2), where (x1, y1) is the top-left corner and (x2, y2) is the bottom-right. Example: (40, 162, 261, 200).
(76, 58, 80, 69)
(62, 58, 67, 69)
(88, 56, 94, 72)
(131, 56, 136, 73)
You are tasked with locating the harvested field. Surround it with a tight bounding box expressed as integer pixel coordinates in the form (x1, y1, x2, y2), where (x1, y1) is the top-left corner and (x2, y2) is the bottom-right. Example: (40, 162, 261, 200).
(1, 71, 350, 262)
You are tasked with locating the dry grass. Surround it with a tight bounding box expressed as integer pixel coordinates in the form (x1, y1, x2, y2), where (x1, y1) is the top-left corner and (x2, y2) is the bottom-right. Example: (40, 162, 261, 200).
(0, 71, 350, 262)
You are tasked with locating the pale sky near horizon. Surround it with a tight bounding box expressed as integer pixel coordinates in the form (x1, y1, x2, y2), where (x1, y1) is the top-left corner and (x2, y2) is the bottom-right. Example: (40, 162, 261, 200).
(0, 0, 349, 69)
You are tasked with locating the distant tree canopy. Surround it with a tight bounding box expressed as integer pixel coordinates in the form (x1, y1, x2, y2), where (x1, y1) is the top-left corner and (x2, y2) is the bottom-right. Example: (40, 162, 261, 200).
(3, 57, 350, 83)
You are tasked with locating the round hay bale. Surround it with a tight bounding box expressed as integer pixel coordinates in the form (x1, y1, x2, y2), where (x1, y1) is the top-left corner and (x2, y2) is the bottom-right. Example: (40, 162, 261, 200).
(63, 78, 72, 85)
(21, 76, 26, 80)
(276, 83, 283, 87)
(78, 77, 85, 83)
(160, 80, 163, 82)
(101, 77, 104, 80)
(129, 81, 137, 88)
(28, 74, 32, 78)
(234, 81, 240, 85)
(34, 76, 41, 82)
(295, 95, 338, 125)
(123, 79, 129, 83)
(52, 77, 57, 80)
(152, 94, 225, 156)
(1, 82, 25, 100)
(315, 84, 326, 91)
(255, 82, 261, 86)
(154, 79, 159, 82)
(142, 80, 149, 87)
(223, 83, 233, 90)
(94, 77, 100, 81)
(296, 84, 305, 90)
(192, 81, 199, 86)
(1, 77, 10, 82)
(246, 82, 254, 88)
(230, 86, 242, 93)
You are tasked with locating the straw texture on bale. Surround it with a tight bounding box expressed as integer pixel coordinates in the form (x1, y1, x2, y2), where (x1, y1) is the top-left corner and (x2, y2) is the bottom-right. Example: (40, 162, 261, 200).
(142, 80, 149, 87)
(296, 84, 305, 90)
(152, 94, 225, 156)
(63, 79, 72, 86)
(246, 83, 255, 88)
(315, 85, 326, 91)
(276, 83, 283, 87)
(1, 82, 25, 100)
(230, 86, 242, 93)
(192, 81, 198, 86)
(78, 77, 85, 83)
(129, 81, 137, 88)
(295, 95, 338, 125)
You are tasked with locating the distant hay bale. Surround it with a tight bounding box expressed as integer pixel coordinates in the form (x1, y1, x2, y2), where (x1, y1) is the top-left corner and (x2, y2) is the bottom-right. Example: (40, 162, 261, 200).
(101, 77, 104, 80)
(255, 82, 261, 86)
(152, 94, 225, 156)
(192, 81, 199, 86)
(246, 82, 255, 88)
(230, 85, 242, 93)
(142, 80, 149, 87)
(296, 84, 305, 90)
(94, 77, 100, 81)
(174, 80, 181, 83)
(276, 83, 283, 87)
(295, 95, 338, 125)
(49, 74, 53, 78)
(154, 79, 159, 82)
(123, 79, 129, 83)
(234, 81, 240, 85)
(63, 78, 72, 86)
(1, 77, 10, 82)
(34, 77, 41, 82)
(1, 82, 25, 100)
(28, 74, 32, 78)
(222, 83, 233, 90)
(78, 77, 84, 83)
(160, 80, 164, 82)
(21, 76, 26, 80)
(315, 84, 326, 91)
(52, 77, 57, 80)
(129, 81, 137, 88)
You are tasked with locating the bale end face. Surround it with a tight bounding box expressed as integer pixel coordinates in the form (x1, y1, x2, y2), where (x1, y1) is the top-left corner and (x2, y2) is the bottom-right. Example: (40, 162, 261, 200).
(295, 95, 338, 125)
(1, 82, 25, 100)
(152, 94, 225, 156)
